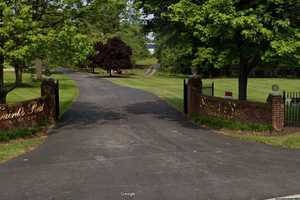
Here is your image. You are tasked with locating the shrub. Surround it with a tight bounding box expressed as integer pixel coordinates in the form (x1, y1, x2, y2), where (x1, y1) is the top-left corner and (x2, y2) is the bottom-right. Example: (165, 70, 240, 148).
(0, 127, 41, 142)
(189, 113, 273, 132)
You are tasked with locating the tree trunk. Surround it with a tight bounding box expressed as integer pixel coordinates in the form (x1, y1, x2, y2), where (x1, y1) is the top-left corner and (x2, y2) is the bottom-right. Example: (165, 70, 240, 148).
(0, 65, 5, 104)
(0, 92, 7, 104)
(15, 64, 23, 85)
(0, 52, 5, 104)
(239, 57, 249, 101)
(35, 59, 43, 81)
(109, 69, 112, 77)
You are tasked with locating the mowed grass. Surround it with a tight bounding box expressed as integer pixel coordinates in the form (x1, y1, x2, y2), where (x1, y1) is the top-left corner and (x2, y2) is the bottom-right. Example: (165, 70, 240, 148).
(0, 136, 46, 163)
(135, 57, 158, 66)
(109, 69, 185, 111)
(221, 131, 300, 149)
(209, 78, 300, 102)
(109, 69, 300, 110)
(108, 69, 300, 149)
(0, 71, 78, 163)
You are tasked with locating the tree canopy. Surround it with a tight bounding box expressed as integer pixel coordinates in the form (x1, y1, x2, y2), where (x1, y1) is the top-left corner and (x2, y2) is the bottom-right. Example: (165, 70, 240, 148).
(136, 0, 300, 100)
(0, 0, 146, 103)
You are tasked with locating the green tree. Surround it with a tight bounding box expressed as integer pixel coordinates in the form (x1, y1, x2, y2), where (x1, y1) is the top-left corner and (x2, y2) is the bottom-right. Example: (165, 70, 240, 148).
(119, 23, 149, 61)
(0, 0, 92, 103)
(137, 0, 300, 100)
(65, 0, 126, 42)
(135, 0, 196, 73)
(0, 0, 133, 104)
(0, 1, 36, 103)
(118, 1, 150, 63)
(43, 23, 93, 68)
(35, 0, 126, 68)
(167, 0, 300, 100)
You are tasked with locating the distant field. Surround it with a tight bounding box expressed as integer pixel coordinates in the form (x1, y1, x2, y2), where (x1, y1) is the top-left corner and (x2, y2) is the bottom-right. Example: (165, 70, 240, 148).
(109, 69, 300, 111)
(135, 57, 158, 66)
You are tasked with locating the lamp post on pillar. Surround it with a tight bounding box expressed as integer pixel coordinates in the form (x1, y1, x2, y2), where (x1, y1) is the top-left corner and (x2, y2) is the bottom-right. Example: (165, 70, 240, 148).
(271, 85, 284, 131)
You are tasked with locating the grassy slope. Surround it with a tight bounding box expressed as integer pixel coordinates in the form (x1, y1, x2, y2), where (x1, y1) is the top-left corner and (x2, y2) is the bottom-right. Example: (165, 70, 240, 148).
(109, 69, 300, 149)
(0, 71, 78, 163)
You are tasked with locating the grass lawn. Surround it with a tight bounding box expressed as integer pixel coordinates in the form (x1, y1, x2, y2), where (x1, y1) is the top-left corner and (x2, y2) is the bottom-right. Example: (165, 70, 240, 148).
(221, 131, 300, 149)
(0, 136, 46, 163)
(135, 57, 158, 66)
(109, 69, 300, 110)
(0, 71, 78, 163)
(108, 69, 300, 149)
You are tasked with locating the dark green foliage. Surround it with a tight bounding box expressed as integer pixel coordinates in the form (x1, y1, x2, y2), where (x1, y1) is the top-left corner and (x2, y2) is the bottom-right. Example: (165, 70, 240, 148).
(136, 0, 300, 100)
(135, 0, 195, 74)
(156, 34, 193, 74)
(0, 127, 41, 142)
(119, 23, 150, 62)
(189, 113, 273, 132)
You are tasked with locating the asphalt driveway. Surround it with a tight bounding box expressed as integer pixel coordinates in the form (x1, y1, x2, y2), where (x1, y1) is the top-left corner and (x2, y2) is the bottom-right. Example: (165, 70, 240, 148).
(0, 71, 300, 200)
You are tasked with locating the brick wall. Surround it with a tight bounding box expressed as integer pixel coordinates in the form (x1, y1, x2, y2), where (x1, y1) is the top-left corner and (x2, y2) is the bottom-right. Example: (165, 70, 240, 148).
(188, 86, 272, 124)
(187, 78, 285, 130)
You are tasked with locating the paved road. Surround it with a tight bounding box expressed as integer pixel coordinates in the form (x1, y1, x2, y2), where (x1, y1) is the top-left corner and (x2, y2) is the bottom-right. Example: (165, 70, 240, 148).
(1, 71, 300, 200)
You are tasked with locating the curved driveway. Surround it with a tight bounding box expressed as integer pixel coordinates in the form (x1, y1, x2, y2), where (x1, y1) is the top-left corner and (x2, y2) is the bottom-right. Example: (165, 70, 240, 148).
(0, 71, 300, 200)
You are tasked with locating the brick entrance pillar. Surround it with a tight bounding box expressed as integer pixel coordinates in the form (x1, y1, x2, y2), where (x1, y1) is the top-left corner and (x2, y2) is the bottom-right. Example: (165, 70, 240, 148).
(187, 76, 202, 114)
(41, 79, 58, 123)
(271, 95, 284, 131)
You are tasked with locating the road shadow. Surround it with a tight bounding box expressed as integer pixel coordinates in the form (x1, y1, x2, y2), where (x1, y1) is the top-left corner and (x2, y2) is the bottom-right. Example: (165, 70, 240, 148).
(54, 101, 127, 130)
(125, 100, 201, 130)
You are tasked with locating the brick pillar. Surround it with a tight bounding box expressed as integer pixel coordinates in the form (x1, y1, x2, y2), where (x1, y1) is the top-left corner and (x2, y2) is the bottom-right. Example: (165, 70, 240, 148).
(187, 85, 194, 114)
(187, 76, 202, 114)
(271, 95, 284, 131)
(41, 79, 57, 123)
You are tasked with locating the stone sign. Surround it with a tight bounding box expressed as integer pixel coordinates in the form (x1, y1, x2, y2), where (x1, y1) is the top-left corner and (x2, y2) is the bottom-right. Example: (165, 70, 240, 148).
(0, 79, 59, 130)
(0, 102, 45, 121)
